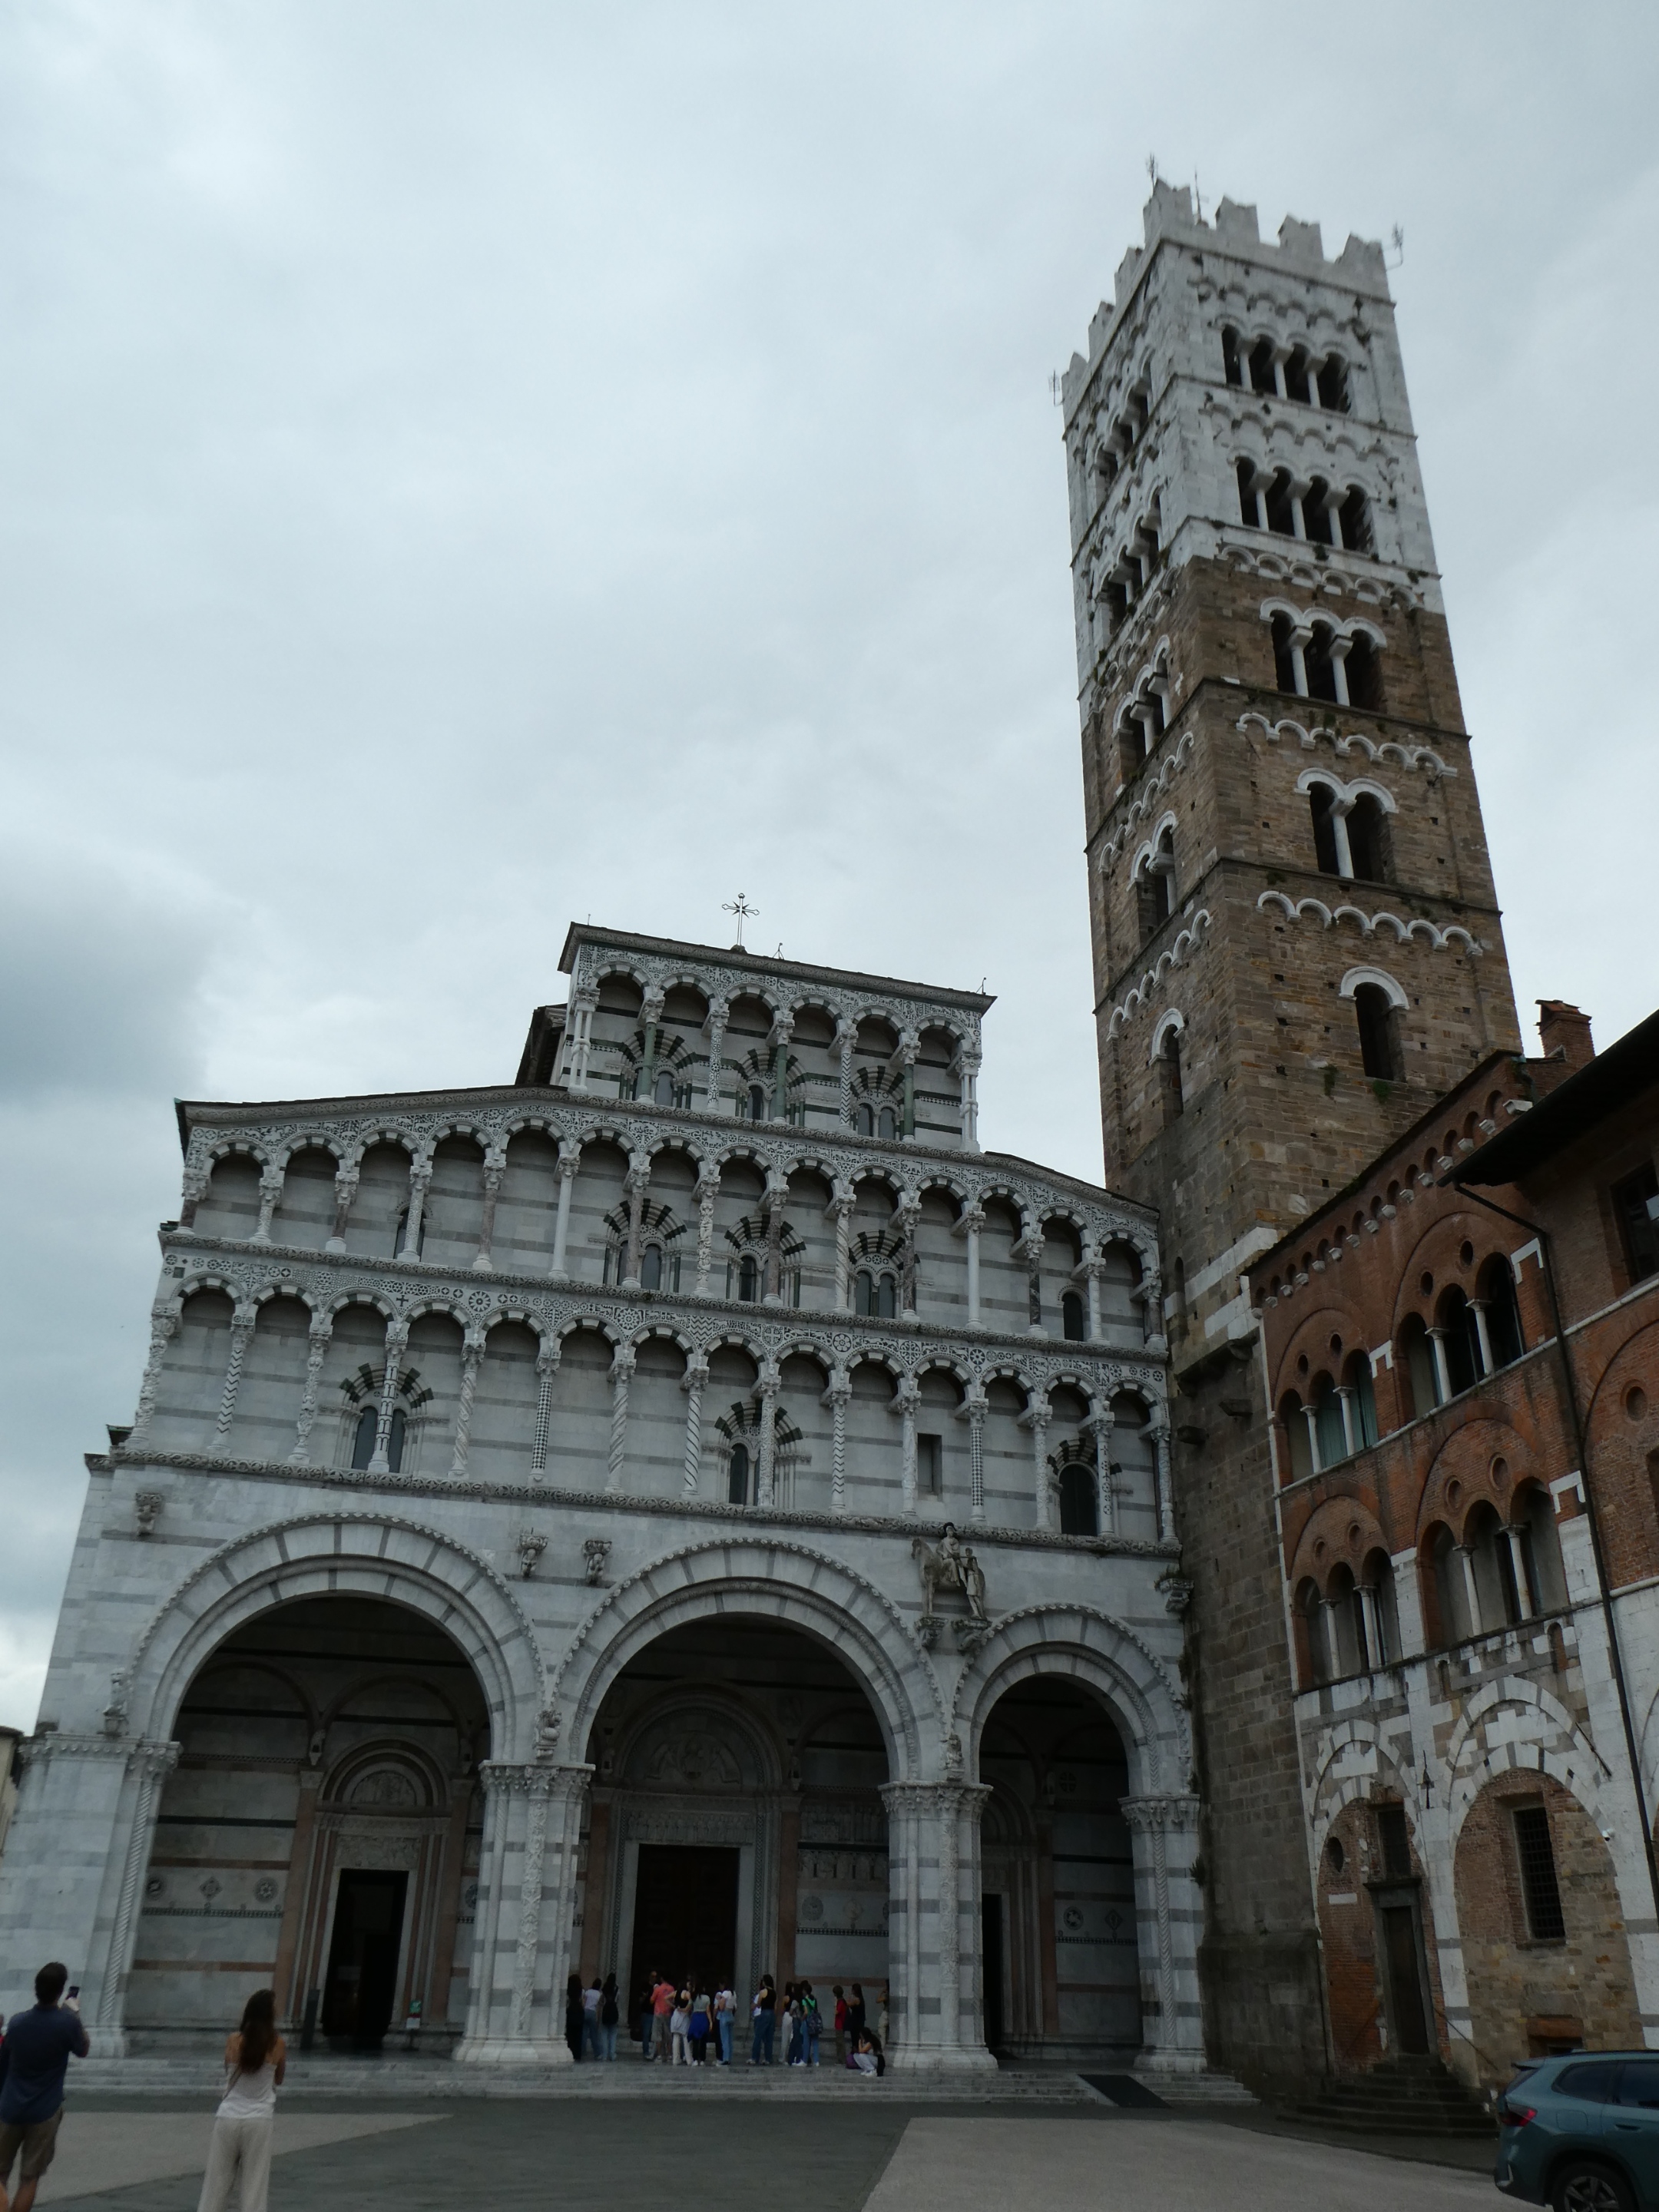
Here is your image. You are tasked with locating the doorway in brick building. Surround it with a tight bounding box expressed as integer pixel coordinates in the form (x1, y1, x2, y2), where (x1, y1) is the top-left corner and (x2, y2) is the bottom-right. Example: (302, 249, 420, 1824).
(628, 1846, 740, 2005)
(1376, 1890, 1432, 2056)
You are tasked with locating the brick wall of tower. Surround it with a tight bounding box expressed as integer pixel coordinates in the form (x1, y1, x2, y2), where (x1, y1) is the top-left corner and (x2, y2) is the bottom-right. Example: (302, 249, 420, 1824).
(1065, 190, 1525, 2089)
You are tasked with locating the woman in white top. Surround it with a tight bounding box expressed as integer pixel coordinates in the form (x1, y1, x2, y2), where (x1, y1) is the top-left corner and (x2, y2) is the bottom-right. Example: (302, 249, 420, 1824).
(198, 1988, 286, 2212)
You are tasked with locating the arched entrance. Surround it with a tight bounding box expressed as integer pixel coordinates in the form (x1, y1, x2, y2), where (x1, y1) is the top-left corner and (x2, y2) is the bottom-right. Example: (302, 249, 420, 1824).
(127, 1594, 488, 2054)
(578, 1618, 890, 2034)
(979, 1677, 1138, 2060)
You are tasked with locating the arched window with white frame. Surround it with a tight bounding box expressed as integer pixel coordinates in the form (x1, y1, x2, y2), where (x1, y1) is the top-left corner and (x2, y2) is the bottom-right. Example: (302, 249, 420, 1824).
(1150, 1010, 1185, 1127)
(1340, 966, 1406, 1084)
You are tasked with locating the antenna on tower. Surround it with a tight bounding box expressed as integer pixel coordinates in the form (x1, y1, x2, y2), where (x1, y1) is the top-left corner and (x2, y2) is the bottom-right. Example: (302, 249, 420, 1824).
(723, 893, 757, 949)
(1193, 171, 1204, 221)
(1386, 224, 1405, 270)
(1049, 371, 1063, 408)
(1146, 152, 1159, 185)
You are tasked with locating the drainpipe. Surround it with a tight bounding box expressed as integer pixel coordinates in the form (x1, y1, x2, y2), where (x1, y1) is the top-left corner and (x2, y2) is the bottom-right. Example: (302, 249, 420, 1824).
(1451, 1177, 1659, 1926)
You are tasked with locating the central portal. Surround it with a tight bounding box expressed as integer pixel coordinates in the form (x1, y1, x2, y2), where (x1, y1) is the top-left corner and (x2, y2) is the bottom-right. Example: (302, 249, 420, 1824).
(628, 1845, 740, 2002)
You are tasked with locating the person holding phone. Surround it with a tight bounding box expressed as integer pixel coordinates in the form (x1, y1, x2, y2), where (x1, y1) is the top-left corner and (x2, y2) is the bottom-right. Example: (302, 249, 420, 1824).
(0, 1961, 91, 2212)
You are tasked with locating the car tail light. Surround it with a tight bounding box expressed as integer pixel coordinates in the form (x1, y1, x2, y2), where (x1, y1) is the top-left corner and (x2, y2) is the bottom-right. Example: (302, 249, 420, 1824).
(1498, 2104, 1536, 2128)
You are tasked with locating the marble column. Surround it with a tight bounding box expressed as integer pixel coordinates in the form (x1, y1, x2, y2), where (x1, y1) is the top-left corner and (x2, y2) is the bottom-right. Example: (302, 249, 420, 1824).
(473, 1148, 506, 1271)
(958, 1047, 982, 1152)
(893, 1376, 920, 1515)
(704, 999, 730, 1114)
(835, 1016, 856, 1127)
(960, 1386, 988, 1522)
(823, 1368, 852, 1514)
(956, 1203, 984, 1328)
(368, 1320, 411, 1474)
(755, 1360, 780, 1508)
(1119, 1793, 1205, 2076)
(215, 1303, 258, 1440)
(549, 1144, 581, 1279)
(694, 1167, 720, 1295)
(531, 1338, 561, 1476)
(879, 1780, 996, 2072)
(1083, 1402, 1115, 1535)
(680, 1353, 708, 1495)
(449, 1328, 486, 1478)
(325, 1160, 359, 1254)
(1021, 1393, 1052, 1529)
(606, 1346, 635, 1494)
(95, 1740, 182, 2052)
(290, 1313, 335, 1462)
(250, 1163, 285, 1244)
(455, 1761, 591, 2065)
(401, 1154, 433, 1259)
(621, 1151, 651, 1289)
(129, 1310, 179, 1445)
(829, 1183, 855, 1311)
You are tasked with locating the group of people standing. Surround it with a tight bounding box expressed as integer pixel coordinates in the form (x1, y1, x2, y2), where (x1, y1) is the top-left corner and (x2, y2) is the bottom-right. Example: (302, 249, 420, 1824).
(591, 1972, 885, 2074)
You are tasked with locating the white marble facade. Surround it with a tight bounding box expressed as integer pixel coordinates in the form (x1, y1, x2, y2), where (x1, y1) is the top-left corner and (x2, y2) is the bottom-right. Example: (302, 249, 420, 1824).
(0, 927, 1201, 2075)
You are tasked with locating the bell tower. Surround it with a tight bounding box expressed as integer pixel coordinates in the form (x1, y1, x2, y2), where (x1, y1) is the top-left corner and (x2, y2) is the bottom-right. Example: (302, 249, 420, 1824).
(1061, 184, 1522, 2085)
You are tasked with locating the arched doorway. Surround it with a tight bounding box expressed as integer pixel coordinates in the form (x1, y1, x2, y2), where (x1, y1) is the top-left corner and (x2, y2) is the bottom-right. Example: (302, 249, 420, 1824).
(978, 1677, 1139, 2061)
(578, 1619, 890, 2032)
(127, 1595, 488, 2054)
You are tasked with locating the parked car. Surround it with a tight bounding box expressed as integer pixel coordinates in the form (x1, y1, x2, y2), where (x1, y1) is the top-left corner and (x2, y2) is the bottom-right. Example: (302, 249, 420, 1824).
(1498, 2053, 1659, 2210)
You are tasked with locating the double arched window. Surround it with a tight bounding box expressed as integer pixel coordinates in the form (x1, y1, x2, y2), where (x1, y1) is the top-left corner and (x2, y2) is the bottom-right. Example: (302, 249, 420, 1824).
(1305, 777, 1393, 885)
(1268, 609, 1383, 712)
(351, 1405, 406, 1474)
(1135, 826, 1176, 943)
(855, 1101, 899, 1141)
(1223, 328, 1350, 412)
(855, 1267, 899, 1320)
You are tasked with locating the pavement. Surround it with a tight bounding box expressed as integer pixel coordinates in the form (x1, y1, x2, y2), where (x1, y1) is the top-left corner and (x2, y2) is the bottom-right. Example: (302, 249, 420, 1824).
(33, 2096, 1502, 2209)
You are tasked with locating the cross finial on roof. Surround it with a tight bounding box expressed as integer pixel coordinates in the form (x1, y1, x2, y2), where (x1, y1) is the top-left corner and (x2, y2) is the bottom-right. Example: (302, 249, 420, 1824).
(723, 894, 757, 948)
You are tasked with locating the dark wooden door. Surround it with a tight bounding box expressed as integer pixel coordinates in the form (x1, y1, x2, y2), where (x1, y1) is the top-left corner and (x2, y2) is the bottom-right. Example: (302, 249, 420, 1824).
(323, 1869, 408, 2048)
(628, 1846, 740, 2005)
(1380, 1904, 1430, 2055)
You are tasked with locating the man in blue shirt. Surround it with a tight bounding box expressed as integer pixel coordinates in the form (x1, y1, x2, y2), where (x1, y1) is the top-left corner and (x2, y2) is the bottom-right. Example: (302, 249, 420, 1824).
(0, 1962, 91, 2212)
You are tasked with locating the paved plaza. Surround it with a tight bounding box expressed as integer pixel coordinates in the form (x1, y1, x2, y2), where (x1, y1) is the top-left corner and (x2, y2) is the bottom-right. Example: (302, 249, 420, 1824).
(34, 2098, 1498, 2210)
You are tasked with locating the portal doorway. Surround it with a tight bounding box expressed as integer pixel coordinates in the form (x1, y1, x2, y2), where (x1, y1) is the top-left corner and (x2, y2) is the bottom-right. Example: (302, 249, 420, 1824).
(1376, 1893, 1432, 2055)
(627, 1846, 740, 2004)
(323, 1869, 408, 2048)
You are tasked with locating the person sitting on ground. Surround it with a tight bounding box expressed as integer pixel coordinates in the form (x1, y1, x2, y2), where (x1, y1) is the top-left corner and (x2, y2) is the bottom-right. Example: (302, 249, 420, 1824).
(197, 1988, 285, 2212)
(851, 2030, 885, 2078)
(0, 1962, 90, 2212)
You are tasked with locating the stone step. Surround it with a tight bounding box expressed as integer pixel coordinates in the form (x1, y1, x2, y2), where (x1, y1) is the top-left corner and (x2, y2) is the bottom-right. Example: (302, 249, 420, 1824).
(72, 2057, 1098, 2102)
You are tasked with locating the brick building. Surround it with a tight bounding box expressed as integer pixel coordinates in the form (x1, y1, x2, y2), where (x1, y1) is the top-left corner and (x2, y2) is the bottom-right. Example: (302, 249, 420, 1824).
(1061, 181, 1523, 2085)
(1247, 1002, 1659, 2088)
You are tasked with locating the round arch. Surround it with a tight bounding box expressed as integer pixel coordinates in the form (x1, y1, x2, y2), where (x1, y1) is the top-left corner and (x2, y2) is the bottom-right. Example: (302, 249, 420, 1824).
(547, 1539, 942, 1779)
(123, 1514, 545, 1762)
(952, 1605, 1190, 1796)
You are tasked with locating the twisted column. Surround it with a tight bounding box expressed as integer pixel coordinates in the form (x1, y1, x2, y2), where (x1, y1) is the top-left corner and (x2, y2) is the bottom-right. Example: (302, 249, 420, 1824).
(622, 1151, 651, 1288)
(835, 1016, 856, 1127)
(680, 1353, 708, 1495)
(290, 1312, 335, 1462)
(1148, 1416, 1173, 1541)
(606, 1345, 635, 1493)
(824, 1369, 852, 1514)
(368, 1319, 410, 1473)
(215, 1302, 258, 1441)
(1084, 1402, 1115, 1535)
(449, 1328, 486, 1478)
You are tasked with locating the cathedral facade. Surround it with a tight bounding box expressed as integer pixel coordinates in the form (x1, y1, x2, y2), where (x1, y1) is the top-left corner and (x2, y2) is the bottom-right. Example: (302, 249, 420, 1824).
(0, 928, 1198, 2075)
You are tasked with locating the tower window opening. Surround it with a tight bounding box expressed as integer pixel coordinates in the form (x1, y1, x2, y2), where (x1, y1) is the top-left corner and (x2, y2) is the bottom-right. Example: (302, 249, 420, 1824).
(1222, 326, 1243, 387)
(1339, 486, 1375, 555)
(737, 1253, 760, 1303)
(878, 1106, 898, 1141)
(1137, 833, 1176, 943)
(1309, 784, 1343, 877)
(1343, 1349, 1380, 1448)
(1435, 1286, 1480, 1398)
(1237, 459, 1263, 529)
(1061, 1290, 1086, 1342)
(1303, 625, 1339, 704)
(1158, 1026, 1184, 1124)
(1247, 337, 1277, 395)
(856, 1101, 875, 1137)
(654, 1069, 675, 1108)
(1263, 469, 1296, 538)
(1283, 346, 1314, 404)
(728, 1441, 750, 1506)
(1317, 356, 1351, 412)
(640, 1244, 663, 1293)
(1303, 475, 1336, 546)
(1477, 1254, 1525, 1368)
(1354, 983, 1400, 1082)
(747, 1083, 767, 1124)
(1344, 632, 1382, 710)
(1346, 794, 1392, 883)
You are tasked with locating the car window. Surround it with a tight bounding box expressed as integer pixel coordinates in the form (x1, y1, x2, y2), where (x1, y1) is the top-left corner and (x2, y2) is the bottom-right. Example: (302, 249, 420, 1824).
(1618, 2061, 1659, 2108)
(1557, 2061, 1624, 2104)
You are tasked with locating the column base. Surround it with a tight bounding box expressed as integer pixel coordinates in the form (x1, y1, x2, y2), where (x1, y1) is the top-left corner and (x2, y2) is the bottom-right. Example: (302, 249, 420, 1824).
(886, 2045, 1001, 2077)
(1132, 2048, 1207, 2081)
(452, 2038, 572, 2066)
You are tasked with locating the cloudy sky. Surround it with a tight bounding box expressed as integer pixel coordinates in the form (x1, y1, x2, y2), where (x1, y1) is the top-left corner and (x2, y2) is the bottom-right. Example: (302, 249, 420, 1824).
(2, 2, 1654, 1723)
